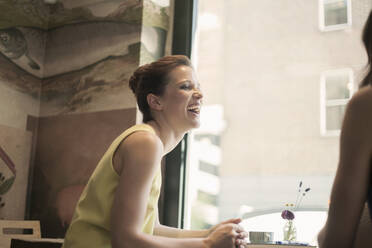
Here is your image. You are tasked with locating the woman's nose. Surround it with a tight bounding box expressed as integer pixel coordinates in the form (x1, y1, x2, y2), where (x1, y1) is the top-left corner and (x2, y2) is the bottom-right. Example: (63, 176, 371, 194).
(194, 88, 203, 99)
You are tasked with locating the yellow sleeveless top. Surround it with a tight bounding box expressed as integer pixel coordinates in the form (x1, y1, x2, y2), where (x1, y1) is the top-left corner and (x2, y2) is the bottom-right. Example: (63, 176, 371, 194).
(63, 124, 162, 248)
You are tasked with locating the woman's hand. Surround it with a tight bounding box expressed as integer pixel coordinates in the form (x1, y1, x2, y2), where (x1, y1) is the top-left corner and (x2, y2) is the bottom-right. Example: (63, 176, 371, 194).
(205, 218, 248, 248)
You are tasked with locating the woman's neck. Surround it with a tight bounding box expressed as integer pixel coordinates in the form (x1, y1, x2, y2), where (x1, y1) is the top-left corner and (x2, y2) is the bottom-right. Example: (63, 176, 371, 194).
(145, 120, 186, 155)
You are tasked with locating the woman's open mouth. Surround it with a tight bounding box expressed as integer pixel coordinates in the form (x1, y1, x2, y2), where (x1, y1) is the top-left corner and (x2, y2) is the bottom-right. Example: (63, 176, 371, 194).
(187, 105, 200, 115)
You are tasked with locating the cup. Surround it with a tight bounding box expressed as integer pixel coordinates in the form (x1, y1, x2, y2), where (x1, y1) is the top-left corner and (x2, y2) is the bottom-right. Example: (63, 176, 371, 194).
(249, 231, 274, 244)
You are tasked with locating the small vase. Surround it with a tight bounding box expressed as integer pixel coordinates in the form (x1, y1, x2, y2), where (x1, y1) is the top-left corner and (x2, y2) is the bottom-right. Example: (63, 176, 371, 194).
(283, 219, 297, 242)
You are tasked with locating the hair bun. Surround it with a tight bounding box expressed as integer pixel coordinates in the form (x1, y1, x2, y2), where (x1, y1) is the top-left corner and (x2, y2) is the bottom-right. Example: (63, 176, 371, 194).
(129, 64, 151, 95)
(129, 74, 139, 94)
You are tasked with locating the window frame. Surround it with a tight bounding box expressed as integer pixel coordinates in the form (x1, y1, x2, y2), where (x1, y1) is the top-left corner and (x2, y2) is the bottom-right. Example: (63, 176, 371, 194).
(318, 0, 352, 32)
(159, 0, 198, 229)
(320, 68, 354, 137)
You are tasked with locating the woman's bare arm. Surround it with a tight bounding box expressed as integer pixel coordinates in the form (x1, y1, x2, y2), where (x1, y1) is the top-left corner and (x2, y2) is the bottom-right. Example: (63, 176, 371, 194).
(319, 88, 372, 248)
(110, 131, 240, 248)
(153, 217, 245, 239)
(154, 222, 209, 238)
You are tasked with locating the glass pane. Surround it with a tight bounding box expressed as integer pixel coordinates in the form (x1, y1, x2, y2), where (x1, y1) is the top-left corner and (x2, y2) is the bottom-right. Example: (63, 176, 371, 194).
(325, 73, 351, 100)
(242, 211, 327, 243)
(324, 0, 348, 26)
(187, 0, 370, 246)
(326, 105, 346, 131)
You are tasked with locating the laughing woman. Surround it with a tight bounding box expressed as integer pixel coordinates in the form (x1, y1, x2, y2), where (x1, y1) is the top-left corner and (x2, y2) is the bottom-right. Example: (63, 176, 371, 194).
(62, 55, 247, 248)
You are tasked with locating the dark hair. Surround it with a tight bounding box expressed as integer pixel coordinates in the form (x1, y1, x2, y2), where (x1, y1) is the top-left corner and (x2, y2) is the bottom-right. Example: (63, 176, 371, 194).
(360, 10, 372, 88)
(129, 55, 192, 122)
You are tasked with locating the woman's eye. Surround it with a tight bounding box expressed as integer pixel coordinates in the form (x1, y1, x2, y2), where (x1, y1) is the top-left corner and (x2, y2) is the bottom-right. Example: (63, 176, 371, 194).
(180, 84, 191, 90)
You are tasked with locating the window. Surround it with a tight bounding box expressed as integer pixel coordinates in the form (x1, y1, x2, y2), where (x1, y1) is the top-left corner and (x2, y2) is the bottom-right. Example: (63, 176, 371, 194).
(184, 0, 369, 246)
(319, 0, 352, 31)
(320, 68, 354, 136)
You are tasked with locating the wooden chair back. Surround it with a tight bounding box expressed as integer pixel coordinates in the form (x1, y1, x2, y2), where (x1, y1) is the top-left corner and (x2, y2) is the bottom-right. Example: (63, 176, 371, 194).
(0, 220, 41, 248)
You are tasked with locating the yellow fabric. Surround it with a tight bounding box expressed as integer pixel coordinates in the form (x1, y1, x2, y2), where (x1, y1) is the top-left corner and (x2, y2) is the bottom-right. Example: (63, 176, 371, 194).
(63, 124, 162, 248)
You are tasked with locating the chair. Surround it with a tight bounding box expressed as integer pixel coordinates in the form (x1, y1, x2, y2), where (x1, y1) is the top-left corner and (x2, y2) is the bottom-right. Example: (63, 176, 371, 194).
(0, 220, 41, 239)
(0, 220, 62, 248)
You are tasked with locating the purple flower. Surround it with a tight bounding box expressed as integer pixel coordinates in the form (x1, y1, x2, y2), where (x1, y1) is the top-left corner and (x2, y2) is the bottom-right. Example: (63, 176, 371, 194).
(281, 210, 295, 220)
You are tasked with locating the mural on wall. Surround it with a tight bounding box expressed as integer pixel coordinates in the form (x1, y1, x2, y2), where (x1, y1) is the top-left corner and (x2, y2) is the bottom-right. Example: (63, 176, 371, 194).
(0, 52, 41, 131)
(37, 0, 169, 115)
(0, 146, 17, 211)
(0, 0, 170, 115)
(0, 0, 42, 221)
(0, 125, 32, 220)
(0, 0, 171, 238)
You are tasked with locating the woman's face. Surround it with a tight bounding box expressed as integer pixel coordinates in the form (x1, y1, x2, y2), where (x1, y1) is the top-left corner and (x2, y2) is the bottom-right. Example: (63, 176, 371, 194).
(159, 65, 203, 131)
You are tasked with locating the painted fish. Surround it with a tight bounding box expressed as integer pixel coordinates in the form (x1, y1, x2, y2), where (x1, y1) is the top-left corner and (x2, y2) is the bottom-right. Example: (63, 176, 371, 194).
(0, 28, 40, 70)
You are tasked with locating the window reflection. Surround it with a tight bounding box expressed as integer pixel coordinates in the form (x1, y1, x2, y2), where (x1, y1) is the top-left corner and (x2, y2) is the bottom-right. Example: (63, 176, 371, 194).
(319, 0, 352, 31)
(324, 0, 348, 26)
(186, 0, 370, 245)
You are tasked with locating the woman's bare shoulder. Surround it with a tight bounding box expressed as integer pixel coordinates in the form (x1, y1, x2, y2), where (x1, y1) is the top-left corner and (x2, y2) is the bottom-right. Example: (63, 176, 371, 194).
(112, 130, 164, 175)
(119, 130, 163, 161)
(347, 86, 372, 116)
(351, 85, 372, 102)
(125, 130, 162, 146)
(343, 86, 372, 146)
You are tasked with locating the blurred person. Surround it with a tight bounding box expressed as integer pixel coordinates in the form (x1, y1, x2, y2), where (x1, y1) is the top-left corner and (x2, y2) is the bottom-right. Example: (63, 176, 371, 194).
(318, 10, 372, 248)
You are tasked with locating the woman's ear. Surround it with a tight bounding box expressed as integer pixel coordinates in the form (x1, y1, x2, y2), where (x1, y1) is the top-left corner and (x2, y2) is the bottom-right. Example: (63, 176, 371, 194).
(147, 93, 162, 111)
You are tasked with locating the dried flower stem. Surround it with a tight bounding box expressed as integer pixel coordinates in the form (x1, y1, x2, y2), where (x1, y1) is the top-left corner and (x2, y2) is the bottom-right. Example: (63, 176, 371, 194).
(294, 181, 302, 209)
(294, 187, 311, 211)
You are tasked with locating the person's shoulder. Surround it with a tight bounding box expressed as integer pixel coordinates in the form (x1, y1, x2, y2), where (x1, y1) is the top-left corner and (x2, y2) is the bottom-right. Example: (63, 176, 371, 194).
(348, 86, 372, 113)
(344, 86, 372, 129)
(127, 129, 161, 146)
(113, 126, 163, 175)
(121, 127, 163, 156)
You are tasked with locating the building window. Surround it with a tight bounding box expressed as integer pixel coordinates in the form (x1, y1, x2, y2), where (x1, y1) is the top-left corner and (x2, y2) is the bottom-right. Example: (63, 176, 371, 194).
(320, 68, 354, 136)
(319, 0, 352, 31)
(184, 105, 224, 229)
